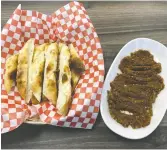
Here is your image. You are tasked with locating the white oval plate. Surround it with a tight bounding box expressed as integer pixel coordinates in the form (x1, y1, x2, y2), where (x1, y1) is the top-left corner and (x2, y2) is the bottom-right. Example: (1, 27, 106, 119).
(100, 38, 167, 139)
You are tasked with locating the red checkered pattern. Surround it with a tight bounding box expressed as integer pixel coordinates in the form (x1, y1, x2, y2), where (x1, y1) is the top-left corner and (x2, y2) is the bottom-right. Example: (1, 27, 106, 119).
(1, 1, 104, 133)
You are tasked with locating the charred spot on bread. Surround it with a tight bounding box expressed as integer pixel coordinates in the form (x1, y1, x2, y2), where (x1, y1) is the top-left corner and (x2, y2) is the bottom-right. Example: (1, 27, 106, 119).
(9, 70, 17, 81)
(64, 65, 70, 74)
(70, 57, 85, 74)
(46, 63, 54, 73)
(62, 73, 68, 83)
(47, 79, 56, 88)
(36, 77, 42, 86)
(17, 80, 26, 85)
(31, 78, 41, 93)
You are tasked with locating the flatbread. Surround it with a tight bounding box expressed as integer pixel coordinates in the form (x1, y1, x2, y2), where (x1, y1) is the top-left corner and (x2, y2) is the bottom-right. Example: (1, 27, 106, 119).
(17, 39, 34, 100)
(69, 44, 85, 92)
(56, 43, 71, 116)
(43, 43, 59, 105)
(26, 40, 36, 104)
(30, 43, 46, 104)
(4, 54, 18, 93)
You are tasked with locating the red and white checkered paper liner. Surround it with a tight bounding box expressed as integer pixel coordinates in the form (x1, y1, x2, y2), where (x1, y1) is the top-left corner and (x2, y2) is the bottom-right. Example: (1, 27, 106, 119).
(1, 2, 104, 133)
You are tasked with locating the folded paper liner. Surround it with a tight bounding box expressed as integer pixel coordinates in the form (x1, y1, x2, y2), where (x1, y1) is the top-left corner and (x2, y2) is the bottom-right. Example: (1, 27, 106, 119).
(1, 2, 104, 133)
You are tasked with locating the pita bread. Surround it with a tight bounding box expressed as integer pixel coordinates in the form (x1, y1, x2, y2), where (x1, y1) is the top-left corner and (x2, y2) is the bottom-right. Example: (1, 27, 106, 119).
(4, 54, 18, 93)
(69, 44, 85, 92)
(30, 43, 46, 104)
(56, 43, 71, 116)
(17, 39, 34, 100)
(43, 43, 58, 105)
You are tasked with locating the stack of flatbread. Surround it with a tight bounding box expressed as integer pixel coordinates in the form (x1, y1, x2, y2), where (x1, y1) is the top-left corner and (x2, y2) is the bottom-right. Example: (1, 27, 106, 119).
(4, 39, 85, 116)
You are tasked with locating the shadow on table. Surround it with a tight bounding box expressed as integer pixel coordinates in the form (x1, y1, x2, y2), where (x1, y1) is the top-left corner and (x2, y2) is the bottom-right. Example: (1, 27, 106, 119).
(1, 113, 167, 149)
